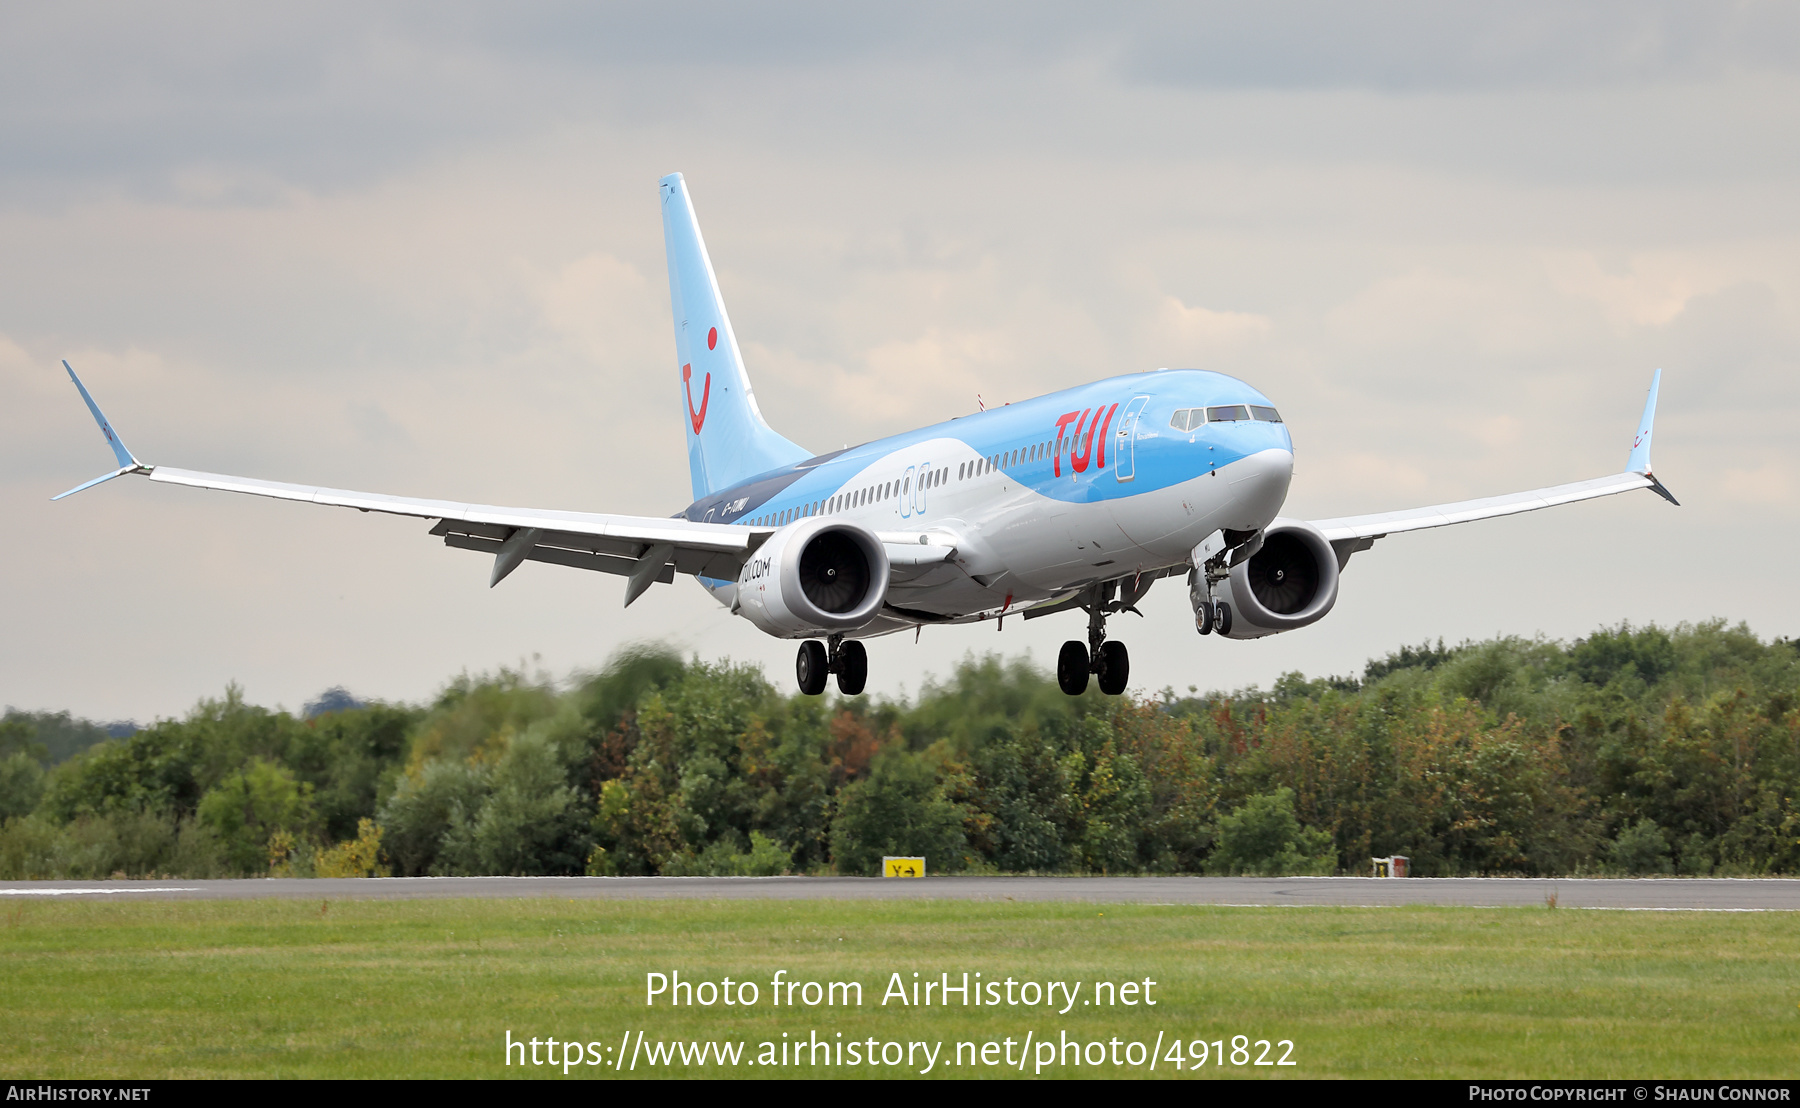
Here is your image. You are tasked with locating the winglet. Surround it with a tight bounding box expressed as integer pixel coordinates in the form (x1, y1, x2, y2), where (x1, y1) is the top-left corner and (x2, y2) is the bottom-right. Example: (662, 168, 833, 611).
(52, 465, 138, 501)
(53, 361, 147, 501)
(64, 361, 140, 469)
(1625, 368, 1660, 475)
(1625, 368, 1678, 505)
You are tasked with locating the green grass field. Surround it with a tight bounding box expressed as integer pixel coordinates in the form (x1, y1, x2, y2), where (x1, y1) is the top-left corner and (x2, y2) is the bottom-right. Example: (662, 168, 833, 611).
(2, 897, 1796, 1079)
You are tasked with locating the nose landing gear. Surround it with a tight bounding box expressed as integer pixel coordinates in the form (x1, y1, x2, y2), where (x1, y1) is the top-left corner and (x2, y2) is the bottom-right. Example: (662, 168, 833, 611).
(1191, 531, 1254, 637)
(1190, 572, 1232, 637)
(795, 634, 869, 696)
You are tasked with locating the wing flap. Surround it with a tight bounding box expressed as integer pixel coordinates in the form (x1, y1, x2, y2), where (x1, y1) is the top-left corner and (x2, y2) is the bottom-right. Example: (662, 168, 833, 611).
(441, 532, 680, 585)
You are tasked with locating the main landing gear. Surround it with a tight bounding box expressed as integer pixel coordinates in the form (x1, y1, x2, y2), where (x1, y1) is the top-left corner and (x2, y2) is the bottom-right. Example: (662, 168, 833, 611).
(1057, 586, 1132, 697)
(796, 634, 868, 696)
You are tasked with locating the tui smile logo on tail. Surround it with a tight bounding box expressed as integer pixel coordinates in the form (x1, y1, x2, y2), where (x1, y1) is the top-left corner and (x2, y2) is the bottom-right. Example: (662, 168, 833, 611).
(683, 363, 711, 434)
(683, 326, 719, 434)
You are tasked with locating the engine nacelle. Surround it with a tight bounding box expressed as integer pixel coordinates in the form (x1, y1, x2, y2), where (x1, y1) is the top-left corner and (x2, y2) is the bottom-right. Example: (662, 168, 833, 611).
(1215, 518, 1340, 639)
(735, 518, 890, 638)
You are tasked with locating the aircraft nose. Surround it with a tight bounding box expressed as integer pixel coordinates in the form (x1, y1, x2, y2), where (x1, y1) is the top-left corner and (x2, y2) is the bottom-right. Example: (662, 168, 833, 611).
(1228, 447, 1293, 527)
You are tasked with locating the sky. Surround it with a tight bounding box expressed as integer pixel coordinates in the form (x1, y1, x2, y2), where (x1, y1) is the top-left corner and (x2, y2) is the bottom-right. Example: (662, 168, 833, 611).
(3, 2, 1797, 722)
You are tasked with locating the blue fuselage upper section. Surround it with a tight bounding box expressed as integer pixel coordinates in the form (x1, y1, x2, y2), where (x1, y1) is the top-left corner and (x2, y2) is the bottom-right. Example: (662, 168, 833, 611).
(680, 369, 1292, 527)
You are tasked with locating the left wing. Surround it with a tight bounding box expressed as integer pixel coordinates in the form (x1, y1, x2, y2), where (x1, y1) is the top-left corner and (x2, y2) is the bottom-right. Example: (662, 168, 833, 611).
(1310, 369, 1677, 566)
(147, 465, 760, 597)
(54, 362, 955, 604)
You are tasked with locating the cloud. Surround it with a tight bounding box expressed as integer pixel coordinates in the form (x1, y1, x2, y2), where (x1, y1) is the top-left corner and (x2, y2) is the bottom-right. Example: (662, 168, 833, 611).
(1113, 0, 1800, 91)
(1719, 461, 1794, 505)
(1322, 268, 1555, 360)
(1158, 296, 1272, 352)
(1446, 413, 1524, 450)
(1543, 251, 1724, 331)
(533, 252, 661, 365)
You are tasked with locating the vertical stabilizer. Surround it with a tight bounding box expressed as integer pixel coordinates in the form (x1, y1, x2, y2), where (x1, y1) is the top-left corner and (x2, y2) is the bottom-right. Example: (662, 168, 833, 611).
(659, 174, 809, 499)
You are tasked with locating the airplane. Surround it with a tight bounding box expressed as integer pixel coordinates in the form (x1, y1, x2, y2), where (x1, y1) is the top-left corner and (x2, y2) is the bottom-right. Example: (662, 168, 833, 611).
(54, 172, 1679, 698)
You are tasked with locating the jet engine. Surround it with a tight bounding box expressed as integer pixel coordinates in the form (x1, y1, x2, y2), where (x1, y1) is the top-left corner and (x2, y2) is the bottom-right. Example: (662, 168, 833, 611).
(735, 517, 890, 637)
(1214, 518, 1340, 639)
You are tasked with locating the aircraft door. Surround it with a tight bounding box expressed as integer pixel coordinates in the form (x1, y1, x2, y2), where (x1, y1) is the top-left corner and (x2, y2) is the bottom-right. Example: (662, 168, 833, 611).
(912, 461, 932, 516)
(1112, 395, 1153, 481)
(900, 465, 916, 518)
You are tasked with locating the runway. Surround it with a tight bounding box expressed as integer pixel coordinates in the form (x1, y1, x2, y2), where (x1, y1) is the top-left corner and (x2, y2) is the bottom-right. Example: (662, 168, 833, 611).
(3, 875, 1798, 909)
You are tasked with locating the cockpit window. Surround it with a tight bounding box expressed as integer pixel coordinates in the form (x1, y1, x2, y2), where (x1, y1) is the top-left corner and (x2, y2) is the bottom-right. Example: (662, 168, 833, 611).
(1176, 404, 1283, 427)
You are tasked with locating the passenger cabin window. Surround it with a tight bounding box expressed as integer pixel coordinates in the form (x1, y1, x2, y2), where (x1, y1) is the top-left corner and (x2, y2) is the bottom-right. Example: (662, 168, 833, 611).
(1207, 405, 1249, 422)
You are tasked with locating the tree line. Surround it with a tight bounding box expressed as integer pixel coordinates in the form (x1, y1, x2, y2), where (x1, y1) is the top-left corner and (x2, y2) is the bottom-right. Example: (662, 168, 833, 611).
(2, 619, 1796, 879)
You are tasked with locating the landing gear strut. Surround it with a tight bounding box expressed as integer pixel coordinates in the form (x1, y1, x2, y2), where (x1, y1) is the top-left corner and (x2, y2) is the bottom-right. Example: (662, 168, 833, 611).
(1057, 581, 1134, 696)
(1190, 571, 1232, 637)
(796, 634, 868, 696)
(1189, 536, 1244, 636)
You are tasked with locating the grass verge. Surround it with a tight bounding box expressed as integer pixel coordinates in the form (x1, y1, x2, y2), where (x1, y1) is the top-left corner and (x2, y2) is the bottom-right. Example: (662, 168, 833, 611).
(2, 897, 1796, 1078)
